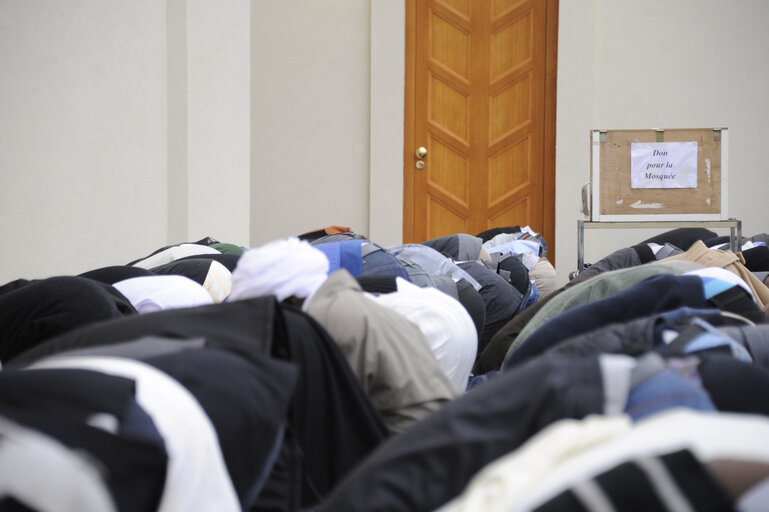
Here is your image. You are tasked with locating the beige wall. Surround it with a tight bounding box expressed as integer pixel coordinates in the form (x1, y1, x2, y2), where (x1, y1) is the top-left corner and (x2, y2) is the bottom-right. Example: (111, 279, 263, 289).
(0, 0, 250, 283)
(250, 0, 372, 246)
(368, 0, 769, 285)
(2, 0, 767, 285)
(187, 0, 251, 245)
(555, 0, 769, 284)
(0, 1, 168, 281)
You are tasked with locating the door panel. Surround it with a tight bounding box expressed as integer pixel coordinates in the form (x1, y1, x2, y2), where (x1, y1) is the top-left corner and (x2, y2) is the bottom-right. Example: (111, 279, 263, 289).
(405, 0, 556, 251)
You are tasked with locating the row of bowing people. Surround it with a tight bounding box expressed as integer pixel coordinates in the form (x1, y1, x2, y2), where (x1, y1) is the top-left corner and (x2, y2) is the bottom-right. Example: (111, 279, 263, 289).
(1, 225, 769, 510)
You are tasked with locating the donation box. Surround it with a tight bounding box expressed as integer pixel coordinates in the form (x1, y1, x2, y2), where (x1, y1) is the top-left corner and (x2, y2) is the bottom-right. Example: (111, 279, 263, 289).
(590, 128, 728, 221)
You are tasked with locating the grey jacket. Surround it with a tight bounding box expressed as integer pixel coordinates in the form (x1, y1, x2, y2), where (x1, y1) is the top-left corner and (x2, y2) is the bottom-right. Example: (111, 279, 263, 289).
(307, 270, 457, 434)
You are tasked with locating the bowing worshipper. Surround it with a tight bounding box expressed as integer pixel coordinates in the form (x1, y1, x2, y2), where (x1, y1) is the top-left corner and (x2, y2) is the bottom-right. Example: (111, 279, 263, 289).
(472, 276, 563, 375)
(575, 241, 683, 277)
(491, 305, 769, 417)
(420, 233, 492, 262)
(360, 240, 412, 280)
(396, 255, 439, 288)
(23, 338, 297, 512)
(456, 260, 523, 355)
(387, 243, 482, 290)
(209, 242, 245, 256)
(496, 254, 538, 312)
(386, 243, 487, 341)
(487, 262, 694, 372)
(167, 252, 242, 272)
(355, 272, 486, 371)
(476, 240, 768, 374)
(313, 240, 480, 390)
(79, 264, 155, 284)
(0, 275, 136, 364)
(476, 226, 521, 243)
(128, 240, 222, 269)
(149, 258, 232, 302)
(741, 244, 769, 272)
(9, 293, 388, 509)
(528, 257, 557, 299)
(502, 270, 766, 370)
(362, 276, 477, 393)
(125, 236, 219, 262)
(451, 278, 487, 346)
(474, 270, 646, 374)
(480, 226, 557, 298)
(388, 243, 492, 331)
(0, 413, 120, 512)
(639, 226, 718, 251)
(297, 224, 354, 241)
(229, 237, 458, 434)
(312, 239, 365, 278)
(657, 240, 769, 311)
(307, 230, 368, 245)
(319, 329, 769, 512)
(0, 367, 167, 512)
(481, 227, 548, 259)
(112, 274, 213, 314)
(438, 408, 769, 512)
(532, 305, 765, 364)
(311, 237, 417, 283)
(424, 233, 540, 315)
(317, 354, 622, 512)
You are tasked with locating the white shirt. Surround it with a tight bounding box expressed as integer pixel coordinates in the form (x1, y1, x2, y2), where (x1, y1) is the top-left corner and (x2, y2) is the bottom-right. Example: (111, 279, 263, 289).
(365, 277, 477, 392)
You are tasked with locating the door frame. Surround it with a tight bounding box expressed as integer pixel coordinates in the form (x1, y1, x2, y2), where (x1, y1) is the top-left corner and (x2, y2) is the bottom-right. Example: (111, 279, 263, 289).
(400, 0, 558, 262)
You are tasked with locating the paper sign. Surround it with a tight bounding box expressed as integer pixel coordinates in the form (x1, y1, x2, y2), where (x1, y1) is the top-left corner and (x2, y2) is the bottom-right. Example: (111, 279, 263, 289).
(630, 141, 698, 189)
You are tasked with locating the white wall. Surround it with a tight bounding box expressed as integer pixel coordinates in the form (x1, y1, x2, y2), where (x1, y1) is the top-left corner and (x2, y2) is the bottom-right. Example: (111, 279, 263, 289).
(3, 0, 767, 285)
(0, 1, 168, 281)
(187, 0, 251, 246)
(369, 0, 405, 247)
(554, 0, 769, 285)
(0, 0, 251, 283)
(250, 0, 371, 246)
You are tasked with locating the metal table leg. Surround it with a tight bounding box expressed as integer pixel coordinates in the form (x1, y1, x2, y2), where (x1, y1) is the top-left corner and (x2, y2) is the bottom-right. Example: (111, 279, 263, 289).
(577, 220, 584, 274)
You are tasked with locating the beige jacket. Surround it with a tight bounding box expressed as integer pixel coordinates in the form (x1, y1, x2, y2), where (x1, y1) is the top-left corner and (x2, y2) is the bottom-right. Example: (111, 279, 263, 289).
(307, 270, 458, 434)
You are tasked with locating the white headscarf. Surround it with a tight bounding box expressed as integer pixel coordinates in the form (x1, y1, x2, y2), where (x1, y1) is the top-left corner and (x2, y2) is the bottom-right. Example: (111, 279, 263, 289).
(113, 275, 214, 314)
(229, 237, 329, 309)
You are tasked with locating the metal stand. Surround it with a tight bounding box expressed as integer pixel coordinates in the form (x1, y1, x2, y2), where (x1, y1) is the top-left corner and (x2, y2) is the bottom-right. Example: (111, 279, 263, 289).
(576, 218, 742, 275)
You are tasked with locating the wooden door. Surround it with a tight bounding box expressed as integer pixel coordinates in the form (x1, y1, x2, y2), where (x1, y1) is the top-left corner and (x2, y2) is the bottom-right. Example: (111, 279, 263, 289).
(404, 0, 557, 259)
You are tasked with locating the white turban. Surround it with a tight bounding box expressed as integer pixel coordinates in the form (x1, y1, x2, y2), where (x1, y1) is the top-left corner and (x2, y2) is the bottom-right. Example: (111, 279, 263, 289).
(229, 237, 329, 308)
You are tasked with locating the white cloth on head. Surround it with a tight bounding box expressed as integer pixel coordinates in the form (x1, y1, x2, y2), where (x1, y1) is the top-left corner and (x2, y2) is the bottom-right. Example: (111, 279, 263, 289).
(229, 237, 329, 309)
(364, 277, 477, 392)
(113, 275, 214, 314)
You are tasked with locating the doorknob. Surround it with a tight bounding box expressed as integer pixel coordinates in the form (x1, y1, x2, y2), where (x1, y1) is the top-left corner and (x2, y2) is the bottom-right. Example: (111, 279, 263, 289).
(416, 146, 427, 159)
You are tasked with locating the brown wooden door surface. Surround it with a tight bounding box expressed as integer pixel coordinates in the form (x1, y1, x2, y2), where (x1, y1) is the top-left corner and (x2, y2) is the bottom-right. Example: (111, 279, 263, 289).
(404, 0, 557, 257)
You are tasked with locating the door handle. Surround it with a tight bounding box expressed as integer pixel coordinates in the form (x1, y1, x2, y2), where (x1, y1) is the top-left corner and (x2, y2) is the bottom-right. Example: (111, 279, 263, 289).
(416, 147, 427, 159)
